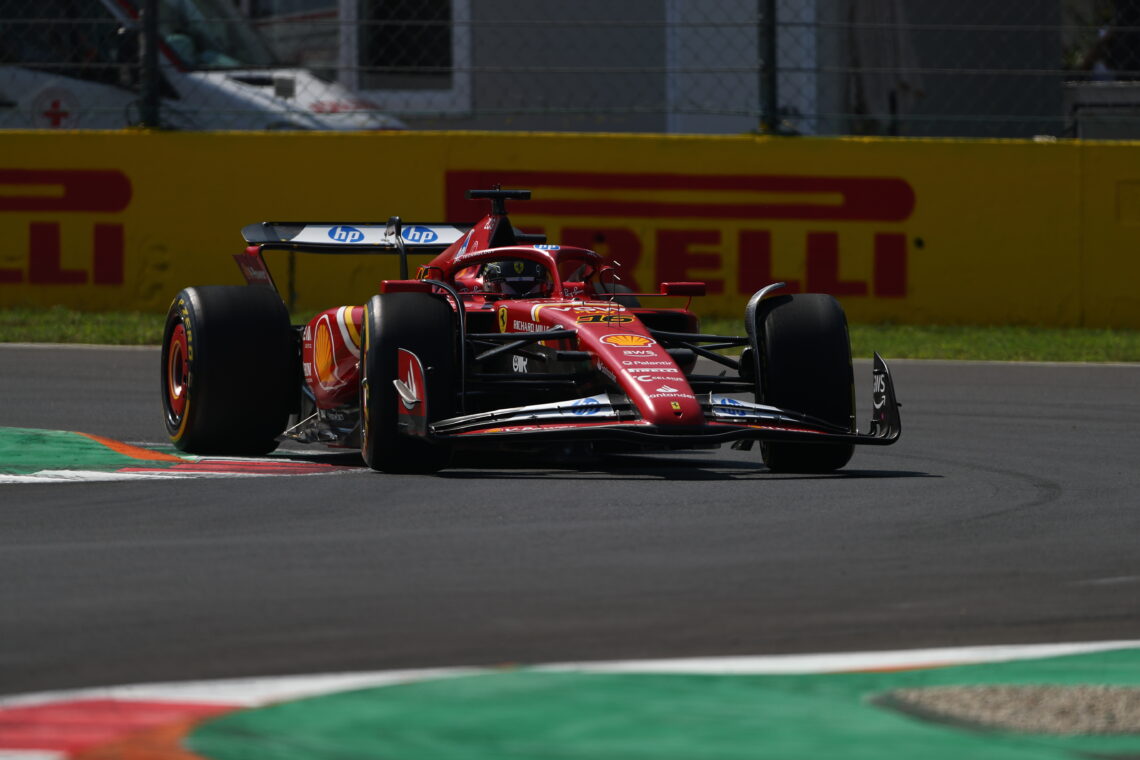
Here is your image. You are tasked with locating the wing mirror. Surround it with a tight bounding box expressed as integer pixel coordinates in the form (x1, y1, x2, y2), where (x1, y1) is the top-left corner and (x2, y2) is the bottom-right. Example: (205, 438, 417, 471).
(659, 282, 706, 296)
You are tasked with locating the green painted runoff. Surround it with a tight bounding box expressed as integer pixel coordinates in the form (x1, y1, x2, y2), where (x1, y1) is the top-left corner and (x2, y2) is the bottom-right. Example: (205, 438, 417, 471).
(190, 648, 1140, 760)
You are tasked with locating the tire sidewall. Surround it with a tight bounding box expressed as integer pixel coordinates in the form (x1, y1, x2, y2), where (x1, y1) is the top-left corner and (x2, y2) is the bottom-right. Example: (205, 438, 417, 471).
(161, 288, 204, 445)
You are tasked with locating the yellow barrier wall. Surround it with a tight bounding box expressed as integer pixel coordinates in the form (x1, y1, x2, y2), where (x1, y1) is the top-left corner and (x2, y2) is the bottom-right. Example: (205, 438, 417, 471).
(1, 131, 1138, 327)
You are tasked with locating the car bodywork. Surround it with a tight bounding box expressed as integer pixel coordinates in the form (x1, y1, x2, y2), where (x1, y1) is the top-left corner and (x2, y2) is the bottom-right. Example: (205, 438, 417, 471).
(219, 189, 900, 470)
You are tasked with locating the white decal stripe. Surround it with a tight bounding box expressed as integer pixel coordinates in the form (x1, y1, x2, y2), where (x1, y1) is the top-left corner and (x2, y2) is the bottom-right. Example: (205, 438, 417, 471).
(335, 307, 360, 358)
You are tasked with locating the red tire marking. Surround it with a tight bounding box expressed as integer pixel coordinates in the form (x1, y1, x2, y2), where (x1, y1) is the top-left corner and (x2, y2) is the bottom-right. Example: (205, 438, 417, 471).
(166, 323, 189, 420)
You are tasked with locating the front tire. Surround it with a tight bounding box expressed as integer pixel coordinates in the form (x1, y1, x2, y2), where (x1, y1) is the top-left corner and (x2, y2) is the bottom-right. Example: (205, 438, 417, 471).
(161, 286, 295, 455)
(749, 294, 855, 473)
(360, 293, 457, 473)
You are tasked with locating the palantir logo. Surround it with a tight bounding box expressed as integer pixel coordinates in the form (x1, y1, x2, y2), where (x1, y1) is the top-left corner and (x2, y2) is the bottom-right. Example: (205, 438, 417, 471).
(402, 225, 438, 244)
(329, 225, 365, 243)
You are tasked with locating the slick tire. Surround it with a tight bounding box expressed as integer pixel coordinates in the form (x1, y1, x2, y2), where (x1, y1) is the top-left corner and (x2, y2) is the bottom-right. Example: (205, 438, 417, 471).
(161, 286, 296, 455)
(749, 293, 855, 473)
(360, 292, 457, 473)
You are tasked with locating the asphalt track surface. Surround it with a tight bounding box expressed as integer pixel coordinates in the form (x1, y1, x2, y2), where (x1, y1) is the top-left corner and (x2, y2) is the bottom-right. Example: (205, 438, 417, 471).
(1, 344, 1139, 699)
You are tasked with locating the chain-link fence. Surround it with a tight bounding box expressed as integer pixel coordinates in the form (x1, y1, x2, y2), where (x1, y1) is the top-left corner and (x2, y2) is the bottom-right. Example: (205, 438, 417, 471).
(3, 0, 1139, 138)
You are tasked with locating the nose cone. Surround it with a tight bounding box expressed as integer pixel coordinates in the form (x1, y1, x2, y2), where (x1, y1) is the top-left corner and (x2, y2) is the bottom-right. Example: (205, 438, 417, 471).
(585, 328, 703, 426)
(620, 368, 703, 425)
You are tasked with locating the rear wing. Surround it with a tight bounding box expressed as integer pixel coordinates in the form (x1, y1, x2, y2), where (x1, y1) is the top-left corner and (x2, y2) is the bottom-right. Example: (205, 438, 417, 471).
(241, 221, 470, 254)
(236, 217, 471, 297)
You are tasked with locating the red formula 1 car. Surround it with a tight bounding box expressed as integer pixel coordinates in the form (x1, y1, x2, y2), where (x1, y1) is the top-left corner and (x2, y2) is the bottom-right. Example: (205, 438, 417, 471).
(161, 188, 900, 473)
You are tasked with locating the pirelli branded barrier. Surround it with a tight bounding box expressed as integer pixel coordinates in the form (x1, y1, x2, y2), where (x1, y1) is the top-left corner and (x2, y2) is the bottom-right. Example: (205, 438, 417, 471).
(1, 131, 1138, 328)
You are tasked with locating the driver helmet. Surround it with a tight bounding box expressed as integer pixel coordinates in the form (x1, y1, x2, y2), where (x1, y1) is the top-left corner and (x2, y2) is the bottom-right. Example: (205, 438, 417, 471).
(481, 259, 551, 298)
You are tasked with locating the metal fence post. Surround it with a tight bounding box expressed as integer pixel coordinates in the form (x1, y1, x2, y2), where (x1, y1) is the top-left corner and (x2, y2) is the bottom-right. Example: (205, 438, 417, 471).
(138, 0, 161, 128)
(759, 0, 779, 134)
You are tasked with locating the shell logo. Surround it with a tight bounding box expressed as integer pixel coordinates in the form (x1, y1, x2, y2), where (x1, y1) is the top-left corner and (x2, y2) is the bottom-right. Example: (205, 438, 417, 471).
(314, 316, 337, 389)
(601, 334, 655, 347)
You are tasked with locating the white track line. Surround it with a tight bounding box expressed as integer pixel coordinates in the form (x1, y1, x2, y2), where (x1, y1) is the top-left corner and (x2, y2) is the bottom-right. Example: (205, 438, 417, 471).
(0, 470, 288, 484)
(3, 640, 1138, 710)
(538, 639, 1140, 674)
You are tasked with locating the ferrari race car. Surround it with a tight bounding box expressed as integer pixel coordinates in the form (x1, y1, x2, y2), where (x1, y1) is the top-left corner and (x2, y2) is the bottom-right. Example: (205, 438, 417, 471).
(161, 188, 900, 473)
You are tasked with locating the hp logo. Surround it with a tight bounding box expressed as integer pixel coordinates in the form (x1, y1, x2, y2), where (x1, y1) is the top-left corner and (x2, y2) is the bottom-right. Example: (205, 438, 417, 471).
(571, 398, 601, 416)
(328, 225, 365, 243)
(718, 397, 748, 417)
(402, 225, 439, 244)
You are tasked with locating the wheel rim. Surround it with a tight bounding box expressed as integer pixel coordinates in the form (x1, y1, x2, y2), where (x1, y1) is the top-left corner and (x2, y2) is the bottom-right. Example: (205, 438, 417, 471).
(166, 322, 189, 421)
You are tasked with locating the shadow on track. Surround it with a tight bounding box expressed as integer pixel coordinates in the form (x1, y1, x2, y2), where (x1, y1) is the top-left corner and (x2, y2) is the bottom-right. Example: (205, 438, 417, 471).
(439, 449, 935, 482)
(269, 445, 935, 481)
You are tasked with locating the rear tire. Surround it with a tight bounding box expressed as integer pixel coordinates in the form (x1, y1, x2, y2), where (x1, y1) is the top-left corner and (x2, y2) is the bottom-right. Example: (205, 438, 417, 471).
(161, 286, 296, 455)
(360, 293, 457, 473)
(750, 294, 855, 473)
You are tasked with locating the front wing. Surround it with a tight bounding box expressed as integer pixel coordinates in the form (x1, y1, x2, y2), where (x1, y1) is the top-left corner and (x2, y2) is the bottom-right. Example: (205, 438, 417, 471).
(420, 354, 901, 448)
